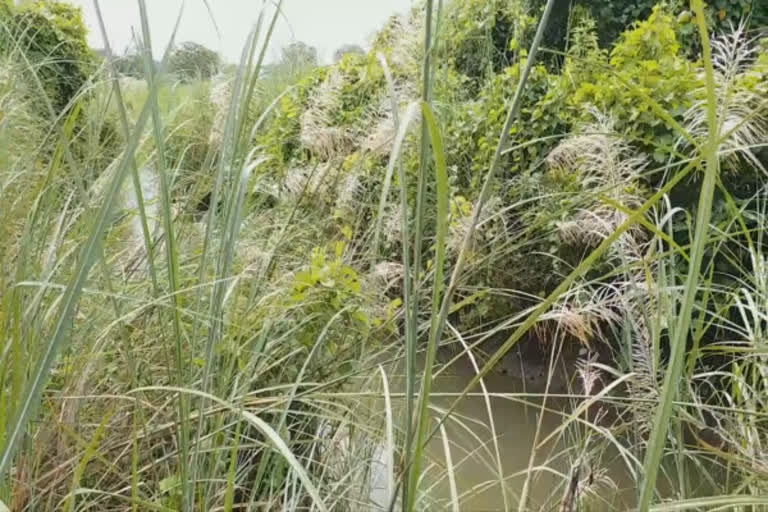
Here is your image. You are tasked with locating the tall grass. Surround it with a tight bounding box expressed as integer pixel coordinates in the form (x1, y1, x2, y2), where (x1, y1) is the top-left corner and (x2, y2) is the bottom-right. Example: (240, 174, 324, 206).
(2, 0, 768, 510)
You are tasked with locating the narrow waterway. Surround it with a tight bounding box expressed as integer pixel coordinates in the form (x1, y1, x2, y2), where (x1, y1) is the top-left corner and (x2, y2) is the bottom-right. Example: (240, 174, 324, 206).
(423, 356, 639, 511)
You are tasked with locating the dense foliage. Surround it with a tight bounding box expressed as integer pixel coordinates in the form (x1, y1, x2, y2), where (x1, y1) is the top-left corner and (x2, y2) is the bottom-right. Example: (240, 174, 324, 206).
(1, 0, 94, 112)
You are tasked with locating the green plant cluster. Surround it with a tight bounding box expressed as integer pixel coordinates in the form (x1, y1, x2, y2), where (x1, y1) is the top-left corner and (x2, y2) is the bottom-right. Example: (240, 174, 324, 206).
(286, 242, 371, 353)
(253, 0, 768, 339)
(564, 0, 768, 54)
(254, 66, 329, 178)
(1, 0, 94, 113)
(568, 7, 699, 163)
(439, 0, 537, 85)
(332, 52, 386, 128)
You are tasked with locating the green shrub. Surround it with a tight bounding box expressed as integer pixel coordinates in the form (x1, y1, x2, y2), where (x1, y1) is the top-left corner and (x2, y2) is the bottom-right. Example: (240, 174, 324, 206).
(10, 1, 94, 113)
(580, 0, 767, 53)
(441, 59, 564, 194)
(286, 242, 370, 352)
(331, 52, 386, 128)
(254, 67, 328, 179)
(568, 7, 700, 164)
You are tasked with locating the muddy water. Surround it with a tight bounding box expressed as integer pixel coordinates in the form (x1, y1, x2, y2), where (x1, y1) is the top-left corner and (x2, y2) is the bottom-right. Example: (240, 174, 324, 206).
(422, 347, 640, 511)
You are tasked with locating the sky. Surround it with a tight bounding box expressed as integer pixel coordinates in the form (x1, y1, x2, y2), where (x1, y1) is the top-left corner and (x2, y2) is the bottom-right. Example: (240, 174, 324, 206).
(70, 0, 415, 64)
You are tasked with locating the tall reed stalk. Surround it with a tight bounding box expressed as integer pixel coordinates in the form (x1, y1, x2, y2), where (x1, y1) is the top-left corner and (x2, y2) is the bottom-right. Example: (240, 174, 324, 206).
(639, 1, 719, 509)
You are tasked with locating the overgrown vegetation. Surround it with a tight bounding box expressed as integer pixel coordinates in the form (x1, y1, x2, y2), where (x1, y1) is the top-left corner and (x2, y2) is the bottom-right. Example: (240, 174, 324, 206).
(1, 0, 768, 510)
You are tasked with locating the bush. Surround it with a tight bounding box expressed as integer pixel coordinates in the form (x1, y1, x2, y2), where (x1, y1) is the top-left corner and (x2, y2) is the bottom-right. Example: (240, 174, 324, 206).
(569, 0, 768, 54)
(567, 7, 700, 164)
(8, 0, 94, 113)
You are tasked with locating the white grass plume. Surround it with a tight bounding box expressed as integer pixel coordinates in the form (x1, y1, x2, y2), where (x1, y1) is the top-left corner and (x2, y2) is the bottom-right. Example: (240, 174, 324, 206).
(681, 21, 768, 173)
(300, 70, 354, 160)
(547, 109, 647, 251)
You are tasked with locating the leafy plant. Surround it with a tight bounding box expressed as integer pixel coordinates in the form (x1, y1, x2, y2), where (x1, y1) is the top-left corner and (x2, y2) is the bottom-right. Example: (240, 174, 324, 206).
(7, 0, 94, 112)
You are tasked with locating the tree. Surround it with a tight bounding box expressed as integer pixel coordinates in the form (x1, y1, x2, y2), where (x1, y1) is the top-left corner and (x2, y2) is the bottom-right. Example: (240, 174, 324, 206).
(333, 44, 364, 63)
(169, 41, 219, 82)
(280, 41, 317, 70)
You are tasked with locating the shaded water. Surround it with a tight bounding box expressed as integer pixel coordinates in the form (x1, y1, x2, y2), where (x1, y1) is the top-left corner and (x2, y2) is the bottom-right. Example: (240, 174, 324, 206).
(424, 357, 639, 511)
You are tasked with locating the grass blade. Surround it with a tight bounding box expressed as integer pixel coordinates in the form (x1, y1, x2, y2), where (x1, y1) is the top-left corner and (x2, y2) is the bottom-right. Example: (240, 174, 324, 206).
(135, 1, 192, 507)
(638, 1, 720, 509)
(131, 386, 329, 512)
(404, 6, 435, 506)
(378, 365, 395, 508)
(407, 101, 449, 511)
(439, 424, 460, 512)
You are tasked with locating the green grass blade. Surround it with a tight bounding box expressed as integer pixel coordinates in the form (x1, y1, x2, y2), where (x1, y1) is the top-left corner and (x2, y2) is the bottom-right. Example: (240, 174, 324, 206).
(403, 3, 435, 507)
(372, 100, 419, 264)
(638, 1, 720, 509)
(407, 101, 449, 511)
(223, 423, 241, 512)
(136, 1, 192, 508)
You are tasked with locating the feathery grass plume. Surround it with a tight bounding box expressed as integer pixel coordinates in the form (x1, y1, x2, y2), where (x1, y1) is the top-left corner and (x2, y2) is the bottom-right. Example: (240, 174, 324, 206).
(576, 351, 602, 396)
(208, 71, 232, 147)
(548, 109, 647, 252)
(382, 203, 404, 247)
(619, 271, 664, 434)
(283, 162, 335, 198)
(359, 13, 421, 157)
(377, 12, 425, 79)
(335, 171, 362, 212)
(681, 21, 768, 172)
(300, 69, 354, 160)
(365, 261, 405, 294)
(361, 93, 417, 156)
(536, 285, 621, 348)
